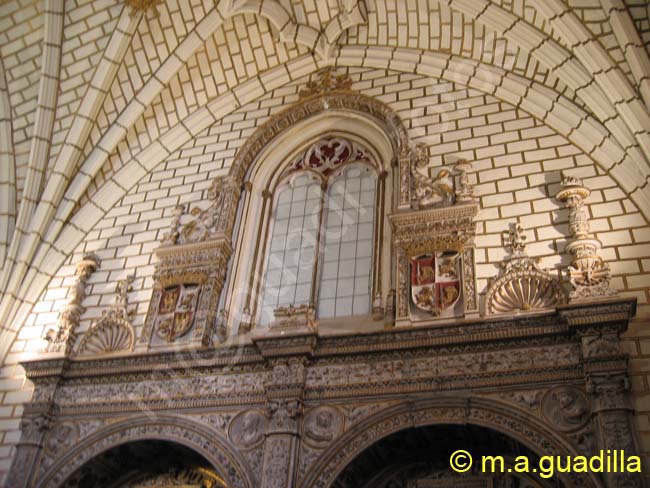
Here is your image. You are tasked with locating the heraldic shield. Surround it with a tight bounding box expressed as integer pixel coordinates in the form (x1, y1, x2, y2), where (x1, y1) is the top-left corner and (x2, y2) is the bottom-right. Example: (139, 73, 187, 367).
(155, 284, 200, 342)
(410, 251, 462, 317)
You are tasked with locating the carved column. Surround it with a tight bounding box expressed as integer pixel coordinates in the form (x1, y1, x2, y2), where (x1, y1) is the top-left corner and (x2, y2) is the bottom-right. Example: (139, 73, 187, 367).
(588, 373, 641, 487)
(252, 317, 317, 488)
(6, 359, 66, 487)
(561, 299, 641, 487)
(43, 253, 100, 356)
(556, 174, 617, 301)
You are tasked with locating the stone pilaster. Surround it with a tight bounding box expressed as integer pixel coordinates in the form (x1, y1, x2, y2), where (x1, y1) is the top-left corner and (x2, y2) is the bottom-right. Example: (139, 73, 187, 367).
(561, 299, 641, 487)
(6, 359, 67, 487)
(252, 319, 317, 488)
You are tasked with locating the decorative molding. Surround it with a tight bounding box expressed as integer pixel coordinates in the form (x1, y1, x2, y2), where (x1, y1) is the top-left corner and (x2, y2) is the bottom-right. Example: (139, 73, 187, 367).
(43, 253, 101, 356)
(556, 173, 617, 301)
(76, 274, 136, 357)
(484, 222, 565, 315)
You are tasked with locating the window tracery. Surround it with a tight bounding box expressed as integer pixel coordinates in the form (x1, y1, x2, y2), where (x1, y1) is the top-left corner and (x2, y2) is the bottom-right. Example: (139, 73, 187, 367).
(258, 137, 381, 326)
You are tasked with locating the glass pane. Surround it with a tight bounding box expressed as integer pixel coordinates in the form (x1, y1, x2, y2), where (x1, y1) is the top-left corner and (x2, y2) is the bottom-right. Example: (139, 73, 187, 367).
(318, 164, 377, 319)
(260, 175, 322, 325)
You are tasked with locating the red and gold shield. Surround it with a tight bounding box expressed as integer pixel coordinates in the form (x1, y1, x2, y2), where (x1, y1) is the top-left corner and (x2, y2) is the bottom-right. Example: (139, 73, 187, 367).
(156, 285, 200, 342)
(411, 251, 461, 314)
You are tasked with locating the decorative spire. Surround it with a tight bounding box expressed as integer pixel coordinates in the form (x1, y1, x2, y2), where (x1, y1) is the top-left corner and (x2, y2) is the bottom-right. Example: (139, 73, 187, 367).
(556, 172, 617, 301)
(43, 253, 100, 355)
(453, 159, 476, 203)
(506, 221, 528, 258)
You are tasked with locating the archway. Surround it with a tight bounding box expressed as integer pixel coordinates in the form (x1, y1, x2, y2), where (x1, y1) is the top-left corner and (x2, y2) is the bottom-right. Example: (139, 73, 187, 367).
(35, 415, 254, 488)
(300, 398, 601, 488)
(58, 439, 225, 488)
(330, 424, 556, 488)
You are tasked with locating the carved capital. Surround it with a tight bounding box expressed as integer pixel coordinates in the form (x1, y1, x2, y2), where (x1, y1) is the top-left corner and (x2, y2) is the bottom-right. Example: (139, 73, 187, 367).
(587, 374, 632, 412)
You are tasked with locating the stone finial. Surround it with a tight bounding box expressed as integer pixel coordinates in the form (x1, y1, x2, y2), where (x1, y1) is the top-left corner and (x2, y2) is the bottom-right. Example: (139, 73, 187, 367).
(43, 253, 100, 355)
(161, 204, 184, 245)
(76, 274, 136, 357)
(453, 159, 476, 203)
(555, 172, 616, 301)
(484, 222, 564, 315)
(506, 221, 528, 257)
(216, 309, 228, 343)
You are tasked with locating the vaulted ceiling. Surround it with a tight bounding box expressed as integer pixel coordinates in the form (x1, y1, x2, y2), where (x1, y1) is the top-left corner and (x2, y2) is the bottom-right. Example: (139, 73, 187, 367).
(0, 0, 649, 363)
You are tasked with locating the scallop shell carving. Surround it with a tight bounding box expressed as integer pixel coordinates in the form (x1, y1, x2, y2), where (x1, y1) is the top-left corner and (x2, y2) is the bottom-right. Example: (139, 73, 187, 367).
(485, 222, 566, 315)
(76, 315, 134, 357)
(486, 270, 565, 314)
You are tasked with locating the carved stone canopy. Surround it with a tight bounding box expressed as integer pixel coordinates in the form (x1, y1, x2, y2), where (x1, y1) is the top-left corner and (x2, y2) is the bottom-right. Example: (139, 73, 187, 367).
(389, 202, 479, 257)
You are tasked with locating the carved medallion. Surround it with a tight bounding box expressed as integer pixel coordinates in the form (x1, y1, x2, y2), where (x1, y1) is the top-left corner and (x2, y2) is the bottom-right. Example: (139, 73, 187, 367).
(410, 251, 461, 316)
(302, 406, 344, 449)
(229, 410, 266, 449)
(44, 421, 78, 456)
(541, 386, 591, 432)
(155, 284, 200, 342)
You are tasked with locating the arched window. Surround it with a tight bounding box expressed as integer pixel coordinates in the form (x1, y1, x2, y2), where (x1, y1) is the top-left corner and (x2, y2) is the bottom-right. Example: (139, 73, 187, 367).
(258, 137, 379, 326)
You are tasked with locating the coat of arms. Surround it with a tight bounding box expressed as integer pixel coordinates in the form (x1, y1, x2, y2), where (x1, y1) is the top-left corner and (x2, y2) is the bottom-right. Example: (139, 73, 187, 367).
(410, 251, 461, 315)
(155, 284, 200, 342)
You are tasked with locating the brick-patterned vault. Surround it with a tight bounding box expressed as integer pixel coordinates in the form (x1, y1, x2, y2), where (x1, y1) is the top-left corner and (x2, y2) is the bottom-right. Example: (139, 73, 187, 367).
(1, 0, 650, 486)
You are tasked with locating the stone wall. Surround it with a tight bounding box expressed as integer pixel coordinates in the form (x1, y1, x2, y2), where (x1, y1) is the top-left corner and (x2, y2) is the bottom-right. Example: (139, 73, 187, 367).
(1, 0, 650, 483)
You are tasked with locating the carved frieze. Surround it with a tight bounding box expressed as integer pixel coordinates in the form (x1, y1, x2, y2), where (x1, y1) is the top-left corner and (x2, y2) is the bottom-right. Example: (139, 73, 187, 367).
(484, 222, 565, 315)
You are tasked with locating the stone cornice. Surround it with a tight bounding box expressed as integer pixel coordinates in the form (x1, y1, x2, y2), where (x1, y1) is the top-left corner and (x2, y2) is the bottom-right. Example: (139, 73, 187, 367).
(21, 298, 636, 385)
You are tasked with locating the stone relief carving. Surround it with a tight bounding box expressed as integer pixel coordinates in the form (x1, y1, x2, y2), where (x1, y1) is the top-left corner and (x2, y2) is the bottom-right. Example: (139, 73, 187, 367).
(484, 222, 565, 315)
(408, 146, 477, 210)
(44, 421, 78, 456)
(556, 173, 617, 301)
(38, 422, 250, 488)
(141, 192, 233, 348)
(43, 253, 100, 355)
(270, 304, 318, 331)
(299, 68, 353, 99)
(76, 274, 136, 356)
(390, 200, 478, 323)
(124, 0, 163, 17)
(541, 386, 591, 432)
(229, 410, 266, 449)
(303, 406, 344, 448)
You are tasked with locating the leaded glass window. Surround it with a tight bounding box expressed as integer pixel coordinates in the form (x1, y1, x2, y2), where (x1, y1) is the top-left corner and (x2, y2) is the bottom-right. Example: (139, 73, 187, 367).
(259, 138, 378, 325)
